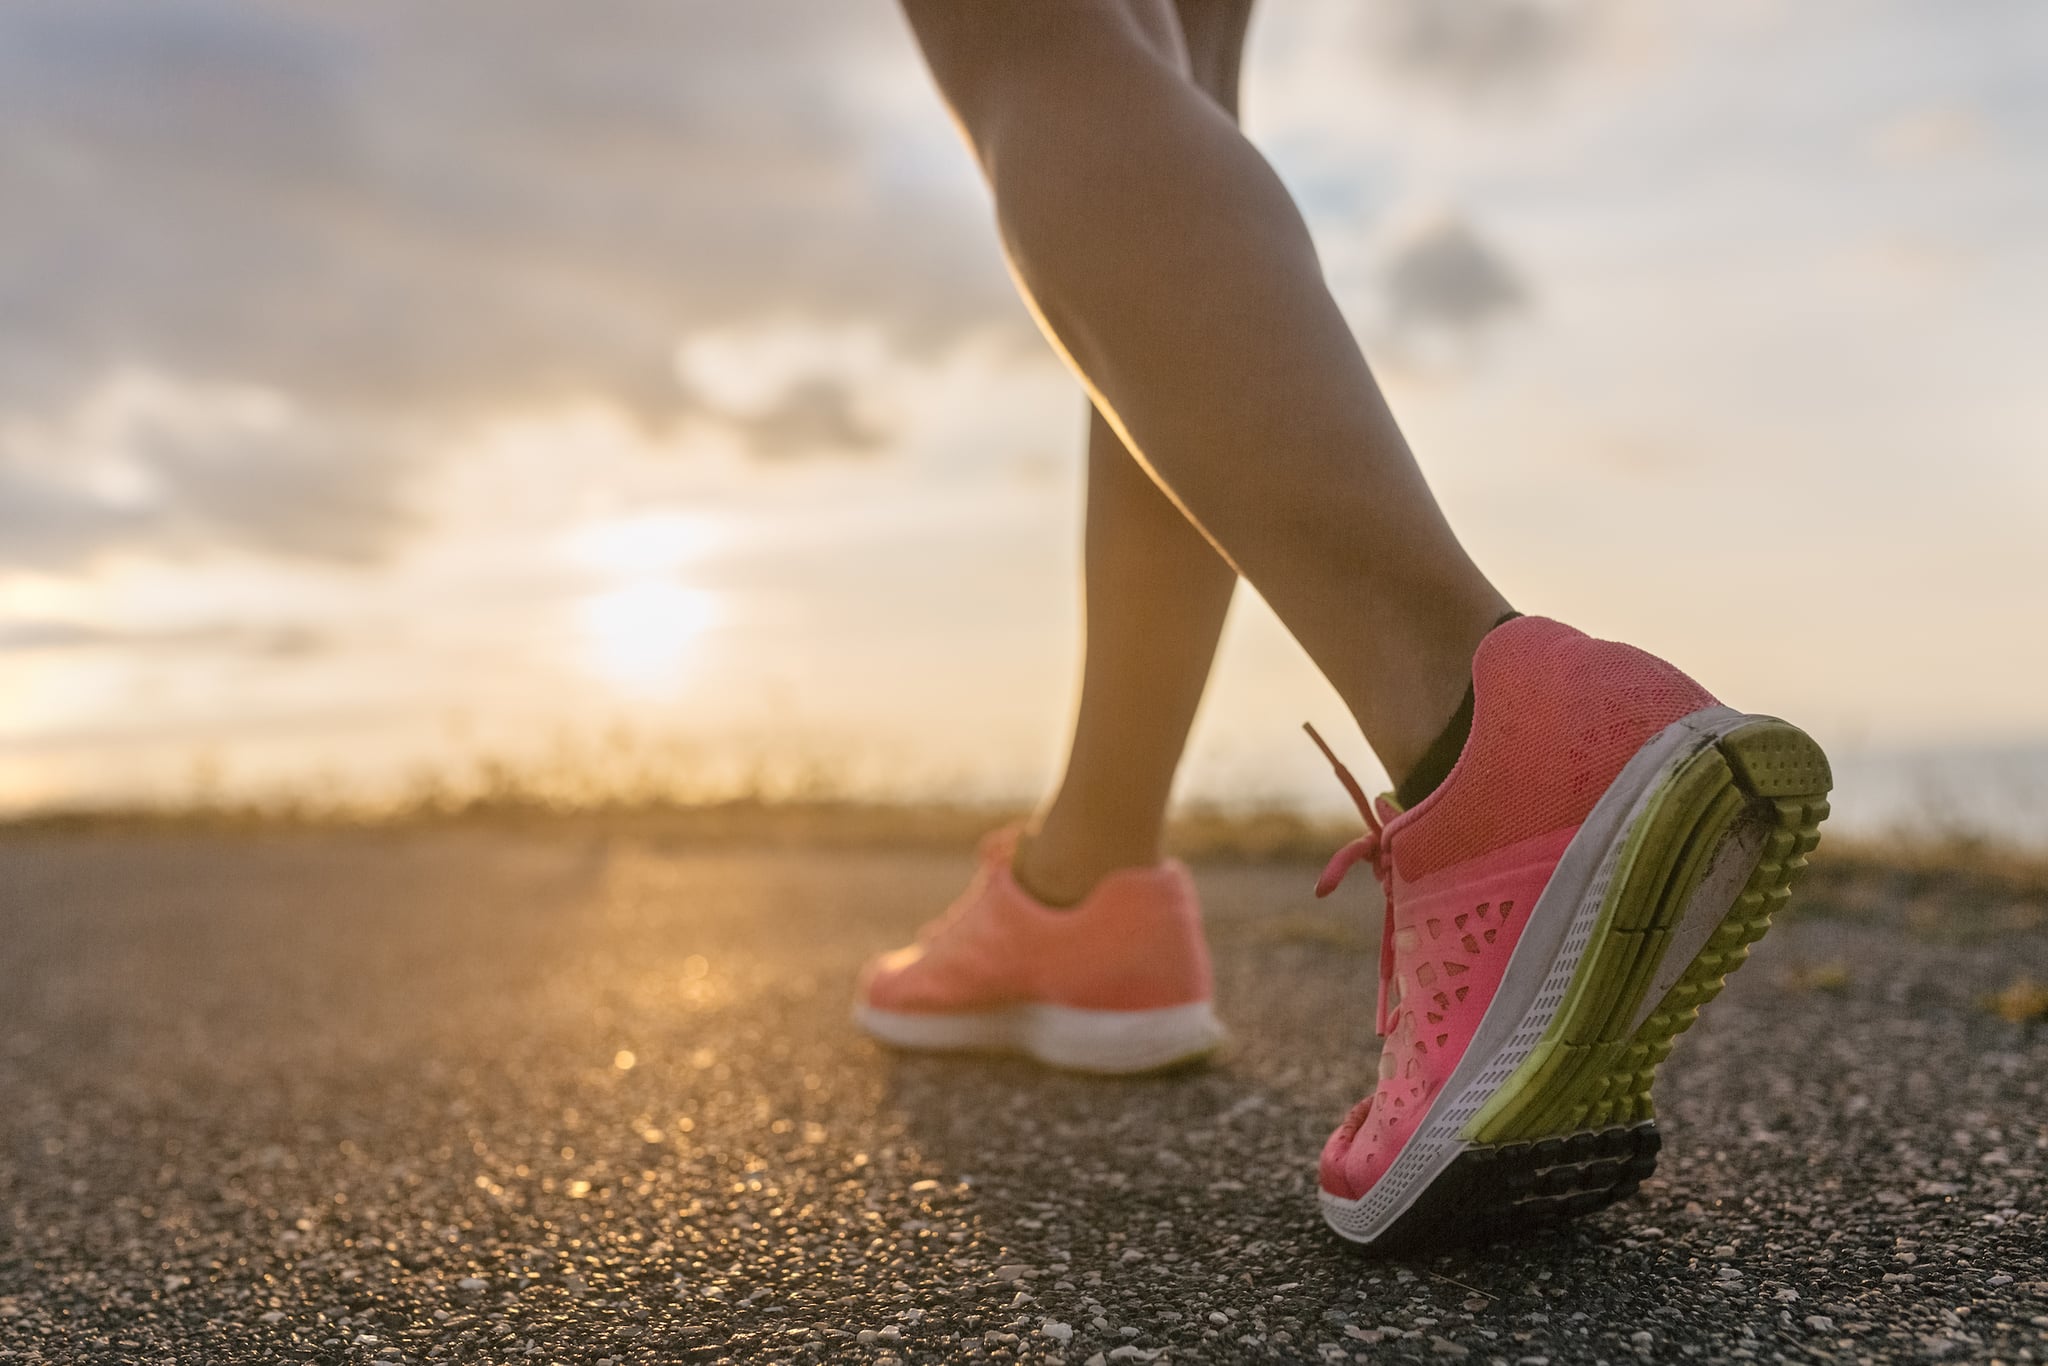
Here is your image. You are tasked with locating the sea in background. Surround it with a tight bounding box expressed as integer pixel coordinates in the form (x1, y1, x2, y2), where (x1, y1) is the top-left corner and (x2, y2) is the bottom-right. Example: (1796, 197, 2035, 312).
(1822, 740, 2048, 850)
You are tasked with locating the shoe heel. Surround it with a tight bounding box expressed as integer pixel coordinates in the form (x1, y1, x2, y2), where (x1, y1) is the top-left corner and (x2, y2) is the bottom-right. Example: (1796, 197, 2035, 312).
(1466, 717, 1831, 1146)
(1625, 719, 1830, 1055)
(1348, 1122, 1663, 1255)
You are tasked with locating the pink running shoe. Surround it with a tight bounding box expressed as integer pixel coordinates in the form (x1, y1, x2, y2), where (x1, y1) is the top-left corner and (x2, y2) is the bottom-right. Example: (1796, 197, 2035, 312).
(1312, 616, 1830, 1250)
(853, 826, 1226, 1074)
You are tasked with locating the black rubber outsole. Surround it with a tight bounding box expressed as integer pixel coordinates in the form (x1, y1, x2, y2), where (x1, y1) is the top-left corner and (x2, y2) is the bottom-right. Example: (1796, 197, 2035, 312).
(1356, 1123, 1663, 1255)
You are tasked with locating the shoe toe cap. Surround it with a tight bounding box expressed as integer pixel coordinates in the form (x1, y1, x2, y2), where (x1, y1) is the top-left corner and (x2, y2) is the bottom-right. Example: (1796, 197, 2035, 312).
(1318, 1095, 1378, 1200)
(855, 945, 924, 1009)
(851, 950, 909, 1003)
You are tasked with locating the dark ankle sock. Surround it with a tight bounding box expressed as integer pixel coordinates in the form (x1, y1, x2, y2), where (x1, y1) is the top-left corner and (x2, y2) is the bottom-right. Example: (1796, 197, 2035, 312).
(1393, 611, 1522, 810)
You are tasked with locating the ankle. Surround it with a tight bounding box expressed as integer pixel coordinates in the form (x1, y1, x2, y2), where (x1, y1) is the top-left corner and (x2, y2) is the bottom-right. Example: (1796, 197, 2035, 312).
(1390, 610, 1521, 808)
(1013, 818, 1164, 909)
(1360, 596, 1512, 785)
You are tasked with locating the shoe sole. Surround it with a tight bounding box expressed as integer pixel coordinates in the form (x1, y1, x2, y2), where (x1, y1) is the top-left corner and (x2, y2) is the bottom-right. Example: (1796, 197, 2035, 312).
(853, 1000, 1226, 1075)
(1320, 706, 1830, 1250)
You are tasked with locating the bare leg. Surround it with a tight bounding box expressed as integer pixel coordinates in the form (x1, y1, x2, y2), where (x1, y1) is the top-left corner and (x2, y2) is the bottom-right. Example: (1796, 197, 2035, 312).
(900, 0, 1513, 783)
(1016, 409, 1235, 904)
(1014, 0, 1253, 907)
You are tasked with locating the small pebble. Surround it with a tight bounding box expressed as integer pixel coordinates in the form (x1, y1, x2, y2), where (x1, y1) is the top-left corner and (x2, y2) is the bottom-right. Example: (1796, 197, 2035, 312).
(12, 839, 2033, 1366)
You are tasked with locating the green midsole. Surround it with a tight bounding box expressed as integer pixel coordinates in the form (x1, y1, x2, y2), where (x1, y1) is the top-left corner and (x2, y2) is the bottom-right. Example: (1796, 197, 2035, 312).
(1465, 718, 1831, 1145)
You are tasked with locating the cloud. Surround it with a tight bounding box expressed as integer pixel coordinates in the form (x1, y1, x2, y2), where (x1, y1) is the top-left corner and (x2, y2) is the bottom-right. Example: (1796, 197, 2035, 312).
(0, 618, 322, 656)
(1370, 0, 1607, 97)
(0, 0, 1019, 568)
(0, 371, 413, 569)
(673, 321, 900, 461)
(1869, 106, 1990, 168)
(1380, 212, 1528, 339)
(718, 378, 888, 462)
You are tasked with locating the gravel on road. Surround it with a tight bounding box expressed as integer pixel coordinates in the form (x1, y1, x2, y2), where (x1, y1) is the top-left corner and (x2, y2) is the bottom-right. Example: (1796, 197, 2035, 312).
(1, 828, 2044, 1364)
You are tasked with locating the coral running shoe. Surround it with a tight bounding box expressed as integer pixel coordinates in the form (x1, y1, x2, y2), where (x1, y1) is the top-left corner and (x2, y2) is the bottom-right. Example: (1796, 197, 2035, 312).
(854, 826, 1226, 1074)
(1312, 616, 1830, 1250)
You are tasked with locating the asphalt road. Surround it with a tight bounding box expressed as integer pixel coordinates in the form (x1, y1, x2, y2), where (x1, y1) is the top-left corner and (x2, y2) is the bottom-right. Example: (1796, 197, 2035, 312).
(2, 828, 2044, 1365)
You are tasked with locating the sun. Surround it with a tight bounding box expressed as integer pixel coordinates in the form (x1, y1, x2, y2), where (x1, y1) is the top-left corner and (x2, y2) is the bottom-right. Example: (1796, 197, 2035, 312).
(560, 512, 729, 694)
(578, 579, 720, 694)
(562, 512, 724, 576)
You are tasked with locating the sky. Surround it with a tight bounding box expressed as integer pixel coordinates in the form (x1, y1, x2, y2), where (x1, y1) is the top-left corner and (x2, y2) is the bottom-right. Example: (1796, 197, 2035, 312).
(1, 0, 2044, 839)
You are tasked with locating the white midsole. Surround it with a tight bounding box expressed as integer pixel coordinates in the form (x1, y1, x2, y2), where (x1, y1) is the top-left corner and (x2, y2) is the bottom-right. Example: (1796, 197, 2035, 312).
(854, 1000, 1225, 1075)
(1320, 704, 1759, 1244)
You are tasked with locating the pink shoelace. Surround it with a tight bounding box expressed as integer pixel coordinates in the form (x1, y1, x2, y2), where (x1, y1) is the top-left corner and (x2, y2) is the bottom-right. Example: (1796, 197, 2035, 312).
(915, 827, 1015, 947)
(1304, 723, 1401, 1039)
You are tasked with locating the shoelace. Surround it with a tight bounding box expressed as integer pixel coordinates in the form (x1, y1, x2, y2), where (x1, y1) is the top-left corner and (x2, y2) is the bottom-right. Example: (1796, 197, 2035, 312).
(915, 828, 1013, 947)
(1304, 723, 1401, 1039)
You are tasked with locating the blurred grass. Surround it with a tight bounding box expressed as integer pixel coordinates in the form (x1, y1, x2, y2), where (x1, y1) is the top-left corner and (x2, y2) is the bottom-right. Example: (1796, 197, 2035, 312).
(0, 790, 1352, 864)
(1788, 834, 2048, 943)
(1780, 960, 1853, 994)
(1981, 977, 2048, 1025)
(0, 734, 1359, 860)
(5, 742, 2046, 939)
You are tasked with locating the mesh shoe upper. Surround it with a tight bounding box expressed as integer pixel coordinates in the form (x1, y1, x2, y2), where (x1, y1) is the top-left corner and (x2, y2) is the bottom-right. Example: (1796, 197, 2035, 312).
(1394, 619, 1718, 882)
(858, 826, 1214, 1015)
(1317, 617, 1720, 1199)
